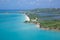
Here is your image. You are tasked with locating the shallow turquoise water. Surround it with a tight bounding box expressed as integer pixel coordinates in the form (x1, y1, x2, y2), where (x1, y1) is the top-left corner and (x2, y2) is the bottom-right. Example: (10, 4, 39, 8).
(0, 13, 60, 40)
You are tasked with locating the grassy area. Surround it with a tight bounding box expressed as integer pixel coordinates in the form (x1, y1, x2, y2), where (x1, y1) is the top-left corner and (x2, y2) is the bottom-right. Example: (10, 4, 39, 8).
(25, 8, 60, 30)
(39, 20, 60, 28)
(26, 13, 60, 29)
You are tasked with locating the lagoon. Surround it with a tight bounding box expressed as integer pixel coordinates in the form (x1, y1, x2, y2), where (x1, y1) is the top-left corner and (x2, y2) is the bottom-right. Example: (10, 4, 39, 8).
(36, 13, 60, 20)
(0, 13, 60, 40)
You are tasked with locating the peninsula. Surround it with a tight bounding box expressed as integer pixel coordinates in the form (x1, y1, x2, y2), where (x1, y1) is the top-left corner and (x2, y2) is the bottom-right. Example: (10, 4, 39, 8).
(24, 8, 60, 31)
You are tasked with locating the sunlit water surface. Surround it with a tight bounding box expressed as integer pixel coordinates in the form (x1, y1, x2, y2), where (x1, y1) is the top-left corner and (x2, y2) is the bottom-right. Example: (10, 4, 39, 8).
(0, 13, 60, 40)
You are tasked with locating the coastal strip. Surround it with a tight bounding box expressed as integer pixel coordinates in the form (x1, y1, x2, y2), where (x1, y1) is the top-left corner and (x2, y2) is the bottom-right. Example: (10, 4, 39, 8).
(24, 13, 30, 21)
(24, 13, 60, 31)
(24, 13, 41, 28)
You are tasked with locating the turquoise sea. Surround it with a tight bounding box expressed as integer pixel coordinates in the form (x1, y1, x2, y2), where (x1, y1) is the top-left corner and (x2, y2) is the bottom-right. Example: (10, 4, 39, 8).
(0, 13, 60, 40)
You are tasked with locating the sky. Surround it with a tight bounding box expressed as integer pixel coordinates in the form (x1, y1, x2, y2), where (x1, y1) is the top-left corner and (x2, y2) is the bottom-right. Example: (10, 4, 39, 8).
(0, 0, 60, 10)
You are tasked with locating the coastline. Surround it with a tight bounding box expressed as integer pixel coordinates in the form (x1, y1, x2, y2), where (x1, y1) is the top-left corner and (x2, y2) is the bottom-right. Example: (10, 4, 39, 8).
(24, 14, 30, 21)
(24, 14, 60, 31)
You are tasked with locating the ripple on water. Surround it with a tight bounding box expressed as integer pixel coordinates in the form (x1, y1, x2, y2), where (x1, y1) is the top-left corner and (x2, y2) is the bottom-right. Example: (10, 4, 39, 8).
(0, 13, 60, 40)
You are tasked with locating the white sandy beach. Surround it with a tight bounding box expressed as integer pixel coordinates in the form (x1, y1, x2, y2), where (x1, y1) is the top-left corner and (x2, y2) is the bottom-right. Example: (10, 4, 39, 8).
(24, 14, 30, 21)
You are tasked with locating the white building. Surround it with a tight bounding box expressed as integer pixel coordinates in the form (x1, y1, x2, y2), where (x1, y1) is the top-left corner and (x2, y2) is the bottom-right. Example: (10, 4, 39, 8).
(31, 18, 37, 22)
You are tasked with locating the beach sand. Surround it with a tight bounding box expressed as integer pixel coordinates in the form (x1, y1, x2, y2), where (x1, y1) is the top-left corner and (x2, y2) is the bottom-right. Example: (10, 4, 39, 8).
(24, 14, 30, 21)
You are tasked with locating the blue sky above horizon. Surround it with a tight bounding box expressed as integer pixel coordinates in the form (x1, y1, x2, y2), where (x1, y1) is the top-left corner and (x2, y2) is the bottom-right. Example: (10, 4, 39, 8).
(0, 0, 60, 10)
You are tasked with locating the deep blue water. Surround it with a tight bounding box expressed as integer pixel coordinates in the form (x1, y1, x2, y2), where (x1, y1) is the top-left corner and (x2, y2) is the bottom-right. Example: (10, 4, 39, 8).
(0, 13, 60, 40)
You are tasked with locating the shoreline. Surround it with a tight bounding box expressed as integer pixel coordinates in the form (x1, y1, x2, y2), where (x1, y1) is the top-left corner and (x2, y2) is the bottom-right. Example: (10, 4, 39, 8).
(34, 22, 60, 31)
(24, 14, 60, 31)
(24, 14, 30, 21)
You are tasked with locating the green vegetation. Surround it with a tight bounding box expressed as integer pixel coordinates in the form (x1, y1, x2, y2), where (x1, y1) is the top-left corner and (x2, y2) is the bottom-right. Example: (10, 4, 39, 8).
(39, 20, 60, 28)
(25, 8, 60, 30)
(30, 8, 60, 14)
